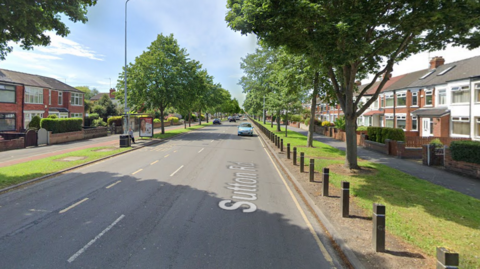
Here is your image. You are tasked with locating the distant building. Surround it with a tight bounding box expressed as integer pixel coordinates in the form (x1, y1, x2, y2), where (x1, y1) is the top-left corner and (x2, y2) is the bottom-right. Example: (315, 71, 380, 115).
(0, 68, 85, 132)
(90, 88, 120, 105)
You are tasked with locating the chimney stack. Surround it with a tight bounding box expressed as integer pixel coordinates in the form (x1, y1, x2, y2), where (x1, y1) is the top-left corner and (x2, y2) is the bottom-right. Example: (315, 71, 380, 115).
(109, 88, 116, 99)
(429, 56, 445, 69)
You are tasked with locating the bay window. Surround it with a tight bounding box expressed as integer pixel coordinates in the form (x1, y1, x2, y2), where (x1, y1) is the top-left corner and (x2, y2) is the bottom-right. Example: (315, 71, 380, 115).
(0, 113, 16, 131)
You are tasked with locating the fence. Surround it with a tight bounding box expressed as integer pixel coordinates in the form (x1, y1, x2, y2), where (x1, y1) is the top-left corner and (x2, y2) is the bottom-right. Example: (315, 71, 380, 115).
(405, 137, 470, 148)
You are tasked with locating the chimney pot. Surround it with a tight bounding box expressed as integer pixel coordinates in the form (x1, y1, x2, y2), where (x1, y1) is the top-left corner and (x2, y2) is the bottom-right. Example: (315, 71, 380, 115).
(429, 56, 445, 69)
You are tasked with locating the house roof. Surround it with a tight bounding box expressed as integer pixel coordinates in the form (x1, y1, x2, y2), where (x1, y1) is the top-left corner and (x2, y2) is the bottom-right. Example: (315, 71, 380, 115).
(0, 68, 82, 93)
(90, 93, 111, 101)
(411, 108, 450, 117)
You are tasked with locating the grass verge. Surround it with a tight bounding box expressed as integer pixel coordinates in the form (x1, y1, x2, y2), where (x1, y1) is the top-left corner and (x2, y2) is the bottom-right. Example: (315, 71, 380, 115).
(256, 120, 480, 269)
(152, 122, 212, 139)
(0, 146, 129, 189)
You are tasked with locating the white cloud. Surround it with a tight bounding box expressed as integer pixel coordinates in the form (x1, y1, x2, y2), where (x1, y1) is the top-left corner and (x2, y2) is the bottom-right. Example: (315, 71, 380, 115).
(35, 33, 104, 61)
(11, 49, 62, 61)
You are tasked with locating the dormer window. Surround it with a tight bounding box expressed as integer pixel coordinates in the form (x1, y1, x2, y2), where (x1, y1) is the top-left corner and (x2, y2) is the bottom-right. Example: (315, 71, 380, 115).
(437, 65, 455, 76)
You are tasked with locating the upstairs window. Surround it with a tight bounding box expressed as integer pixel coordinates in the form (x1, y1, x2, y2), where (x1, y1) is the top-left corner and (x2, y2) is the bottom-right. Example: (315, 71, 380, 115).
(475, 83, 480, 103)
(396, 92, 406, 106)
(58, 91, 63, 105)
(25, 87, 43, 104)
(438, 89, 447, 105)
(0, 84, 16, 103)
(385, 93, 394, 107)
(411, 91, 418, 106)
(70, 93, 83, 106)
(425, 90, 433, 106)
(451, 86, 470, 104)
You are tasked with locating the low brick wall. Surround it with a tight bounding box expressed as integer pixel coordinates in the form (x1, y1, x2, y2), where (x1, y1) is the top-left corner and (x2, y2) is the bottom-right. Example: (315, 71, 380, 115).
(84, 127, 108, 139)
(0, 137, 24, 152)
(364, 139, 389, 155)
(444, 148, 480, 179)
(289, 122, 301, 128)
(49, 131, 84, 145)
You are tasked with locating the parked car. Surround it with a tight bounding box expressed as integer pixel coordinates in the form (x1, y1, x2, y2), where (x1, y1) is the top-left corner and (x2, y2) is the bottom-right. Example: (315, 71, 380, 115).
(242, 117, 247, 120)
(235, 116, 240, 120)
(213, 118, 221, 124)
(238, 122, 254, 136)
(229, 117, 236, 122)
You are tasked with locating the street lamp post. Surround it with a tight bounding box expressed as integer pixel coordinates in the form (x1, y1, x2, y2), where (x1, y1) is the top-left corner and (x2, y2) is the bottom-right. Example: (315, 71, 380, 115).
(263, 95, 266, 124)
(124, 0, 130, 135)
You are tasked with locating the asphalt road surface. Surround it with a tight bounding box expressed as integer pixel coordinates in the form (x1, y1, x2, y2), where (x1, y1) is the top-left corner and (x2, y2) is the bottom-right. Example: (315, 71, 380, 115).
(0, 121, 343, 268)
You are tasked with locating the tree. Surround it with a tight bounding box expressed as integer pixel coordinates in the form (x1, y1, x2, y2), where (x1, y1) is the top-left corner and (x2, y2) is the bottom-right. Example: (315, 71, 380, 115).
(226, 0, 480, 169)
(76, 86, 99, 100)
(98, 94, 117, 118)
(117, 34, 189, 134)
(0, 0, 97, 60)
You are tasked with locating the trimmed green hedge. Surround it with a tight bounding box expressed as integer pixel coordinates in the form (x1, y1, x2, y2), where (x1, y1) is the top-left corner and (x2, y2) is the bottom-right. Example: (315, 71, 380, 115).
(40, 118, 83, 134)
(107, 116, 123, 126)
(166, 116, 179, 123)
(153, 118, 161, 123)
(367, 127, 405, 143)
(290, 115, 302, 122)
(450, 140, 480, 165)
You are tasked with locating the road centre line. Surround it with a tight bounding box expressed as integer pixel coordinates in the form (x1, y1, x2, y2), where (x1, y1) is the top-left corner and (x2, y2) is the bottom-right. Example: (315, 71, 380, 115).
(106, 180, 121, 189)
(170, 165, 184, 177)
(261, 138, 334, 265)
(132, 169, 143, 175)
(198, 148, 204, 153)
(59, 198, 89, 214)
(67, 214, 125, 263)
(211, 140, 214, 142)
(164, 154, 169, 158)
(150, 160, 159, 165)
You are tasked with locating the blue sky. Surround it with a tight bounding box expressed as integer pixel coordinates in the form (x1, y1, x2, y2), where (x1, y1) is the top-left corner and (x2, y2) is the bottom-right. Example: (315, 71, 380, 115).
(2, 0, 480, 106)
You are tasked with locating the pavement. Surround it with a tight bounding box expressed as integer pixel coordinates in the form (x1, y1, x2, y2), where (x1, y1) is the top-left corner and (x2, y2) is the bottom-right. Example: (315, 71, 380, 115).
(284, 124, 480, 200)
(0, 122, 202, 168)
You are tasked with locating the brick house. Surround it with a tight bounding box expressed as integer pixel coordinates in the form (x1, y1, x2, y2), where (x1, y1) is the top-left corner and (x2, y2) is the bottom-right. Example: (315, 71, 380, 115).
(0, 69, 84, 132)
(90, 88, 120, 105)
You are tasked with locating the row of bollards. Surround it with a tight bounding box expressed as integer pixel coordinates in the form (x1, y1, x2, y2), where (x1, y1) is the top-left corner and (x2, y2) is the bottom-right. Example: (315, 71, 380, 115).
(249, 119, 459, 264)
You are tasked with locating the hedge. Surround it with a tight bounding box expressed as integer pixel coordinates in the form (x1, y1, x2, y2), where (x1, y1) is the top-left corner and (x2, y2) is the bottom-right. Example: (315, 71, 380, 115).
(28, 115, 41, 129)
(450, 140, 480, 165)
(166, 117, 179, 123)
(107, 116, 123, 126)
(153, 118, 161, 123)
(40, 118, 83, 134)
(367, 127, 405, 143)
(290, 115, 302, 122)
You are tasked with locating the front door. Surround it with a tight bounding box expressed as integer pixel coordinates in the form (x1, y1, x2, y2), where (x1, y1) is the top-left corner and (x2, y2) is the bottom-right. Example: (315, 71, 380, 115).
(422, 118, 433, 137)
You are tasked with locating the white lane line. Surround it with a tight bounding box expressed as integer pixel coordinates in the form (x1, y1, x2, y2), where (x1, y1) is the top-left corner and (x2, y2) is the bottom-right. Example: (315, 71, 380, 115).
(198, 148, 204, 153)
(106, 180, 121, 189)
(174, 150, 177, 153)
(150, 160, 159, 165)
(262, 142, 335, 265)
(59, 198, 89, 214)
(67, 214, 125, 263)
(132, 169, 143, 175)
(210, 140, 214, 142)
(164, 154, 170, 158)
(170, 165, 184, 177)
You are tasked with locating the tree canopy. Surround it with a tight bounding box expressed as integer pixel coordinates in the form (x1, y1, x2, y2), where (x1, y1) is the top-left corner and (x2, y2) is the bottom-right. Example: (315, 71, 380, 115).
(0, 0, 97, 60)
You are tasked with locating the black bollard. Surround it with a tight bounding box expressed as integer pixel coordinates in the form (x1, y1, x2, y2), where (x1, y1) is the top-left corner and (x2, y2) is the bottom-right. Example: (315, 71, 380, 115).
(287, 144, 291, 159)
(309, 159, 314, 182)
(277, 136, 280, 149)
(281, 139, 283, 152)
(341, 181, 350, 218)
(322, 168, 329, 196)
(300, 152, 305, 172)
(293, 147, 297, 165)
(436, 247, 459, 269)
(373, 203, 386, 252)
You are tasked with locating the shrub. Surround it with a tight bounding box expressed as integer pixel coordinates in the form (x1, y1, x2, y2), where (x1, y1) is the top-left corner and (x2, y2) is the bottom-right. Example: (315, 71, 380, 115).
(304, 118, 311, 126)
(47, 115, 58, 119)
(40, 118, 82, 133)
(334, 116, 346, 131)
(92, 118, 107, 127)
(153, 118, 161, 123)
(290, 115, 302, 122)
(367, 127, 383, 142)
(314, 119, 322, 126)
(190, 114, 197, 121)
(450, 140, 480, 165)
(429, 138, 443, 148)
(28, 115, 41, 129)
(107, 116, 123, 126)
(167, 117, 179, 123)
(86, 113, 99, 120)
(357, 126, 368, 132)
(321, 121, 331, 127)
(368, 127, 405, 143)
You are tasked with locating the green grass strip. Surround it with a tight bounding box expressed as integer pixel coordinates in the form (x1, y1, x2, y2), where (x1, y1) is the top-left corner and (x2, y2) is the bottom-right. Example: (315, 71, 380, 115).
(255, 120, 480, 269)
(152, 122, 212, 139)
(0, 147, 129, 189)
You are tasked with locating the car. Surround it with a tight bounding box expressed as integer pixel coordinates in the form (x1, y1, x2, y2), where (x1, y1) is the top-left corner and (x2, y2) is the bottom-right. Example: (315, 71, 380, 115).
(242, 117, 247, 120)
(229, 117, 236, 122)
(213, 118, 221, 124)
(235, 116, 240, 120)
(238, 122, 254, 136)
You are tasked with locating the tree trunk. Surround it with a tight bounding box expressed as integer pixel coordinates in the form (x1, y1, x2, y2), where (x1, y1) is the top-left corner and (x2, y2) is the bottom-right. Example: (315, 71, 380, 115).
(276, 110, 281, 131)
(344, 115, 359, 169)
(198, 110, 202, 125)
(270, 113, 273, 128)
(206, 112, 209, 123)
(307, 71, 320, 147)
(188, 111, 191, 127)
(285, 110, 288, 137)
(160, 108, 165, 134)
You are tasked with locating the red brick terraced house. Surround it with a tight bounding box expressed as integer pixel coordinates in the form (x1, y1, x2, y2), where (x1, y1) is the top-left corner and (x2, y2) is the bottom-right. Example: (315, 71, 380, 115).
(0, 69, 85, 132)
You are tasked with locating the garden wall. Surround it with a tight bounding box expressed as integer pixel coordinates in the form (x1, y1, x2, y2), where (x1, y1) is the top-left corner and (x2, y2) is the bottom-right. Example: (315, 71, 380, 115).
(444, 148, 480, 179)
(49, 131, 84, 145)
(0, 137, 24, 152)
(84, 127, 108, 140)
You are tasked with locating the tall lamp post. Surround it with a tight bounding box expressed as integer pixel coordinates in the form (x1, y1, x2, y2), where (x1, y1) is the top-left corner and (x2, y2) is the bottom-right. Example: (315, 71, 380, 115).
(263, 95, 266, 124)
(124, 0, 130, 135)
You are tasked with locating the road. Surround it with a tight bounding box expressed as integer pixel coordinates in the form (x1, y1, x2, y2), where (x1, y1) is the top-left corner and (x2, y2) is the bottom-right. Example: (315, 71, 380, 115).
(0, 121, 343, 268)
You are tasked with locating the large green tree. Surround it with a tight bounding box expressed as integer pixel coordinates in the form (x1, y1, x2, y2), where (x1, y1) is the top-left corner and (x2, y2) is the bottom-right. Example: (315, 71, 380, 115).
(226, 0, 480, 169)
(0, 0, 97, 60)
(76, 86, 99, 100)
(117, 34, 189, 134)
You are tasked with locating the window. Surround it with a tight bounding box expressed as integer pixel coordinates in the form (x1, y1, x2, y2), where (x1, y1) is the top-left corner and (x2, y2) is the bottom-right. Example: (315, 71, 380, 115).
(58, 91, 63, 105)
(385, 93, 394, 107)
(71, 113, 83, 118)
(437, 65, 455, 76)
(451, 86, 470, 104)
(70, 93, 83, 106)
(396, 115, 406, 129)
(0, 113, 16, 131)
(380, 95, 385, 107)
(475, 83, 480, 103)
(411, 91, 418, 106)
(49, 90, 51, 105)
(380, 115, 384, 127)
(411, 116, 418, 130)
(373, 98, 379, 109)
(25, 87, 44, 104)
(452, 117, 470, 135)
(365, 116, 371, 126)
(437, 89, 446, 105)
(396, 92, 406, 106)
(476, 118, 480, 138)
(385, 115, 394, 128)
(0, 84, 16, 103)
(24, 112, 44, 128)
(425, 90, 433, 106)
(420, 70, 434, 79)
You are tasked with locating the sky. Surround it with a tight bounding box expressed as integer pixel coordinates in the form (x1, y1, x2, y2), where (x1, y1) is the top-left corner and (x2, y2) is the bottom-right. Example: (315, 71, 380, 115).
(2, 1, 480, 106)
